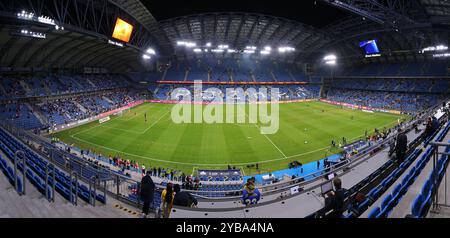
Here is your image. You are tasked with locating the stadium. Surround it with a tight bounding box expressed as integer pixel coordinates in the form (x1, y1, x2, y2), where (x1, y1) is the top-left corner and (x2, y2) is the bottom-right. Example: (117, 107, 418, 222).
(0, 0, 449, 220)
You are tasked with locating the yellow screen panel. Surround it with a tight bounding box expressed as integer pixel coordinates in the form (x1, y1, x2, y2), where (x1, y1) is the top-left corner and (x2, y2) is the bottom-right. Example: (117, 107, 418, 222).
(112, 18, 133, 43)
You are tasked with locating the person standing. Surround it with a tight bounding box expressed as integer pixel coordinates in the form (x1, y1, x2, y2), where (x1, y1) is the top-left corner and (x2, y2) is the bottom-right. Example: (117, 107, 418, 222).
(161, 183, 175, 218)
(395, 128, 408, 167)
(140, 171, 155, 218)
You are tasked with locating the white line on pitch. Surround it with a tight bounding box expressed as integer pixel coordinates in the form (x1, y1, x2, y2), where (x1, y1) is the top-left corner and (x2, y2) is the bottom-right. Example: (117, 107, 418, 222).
(141, 108, 171, 134)
(237, 106, 288, 158)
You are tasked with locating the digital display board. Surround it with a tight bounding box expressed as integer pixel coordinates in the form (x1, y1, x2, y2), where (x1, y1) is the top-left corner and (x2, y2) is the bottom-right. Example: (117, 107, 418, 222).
(359, 39, 381, 57)
(112, 18, 133, 43)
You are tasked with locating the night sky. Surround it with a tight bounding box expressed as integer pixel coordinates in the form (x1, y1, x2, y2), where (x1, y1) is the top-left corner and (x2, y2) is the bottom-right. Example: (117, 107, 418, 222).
(142, 0, 350, 28)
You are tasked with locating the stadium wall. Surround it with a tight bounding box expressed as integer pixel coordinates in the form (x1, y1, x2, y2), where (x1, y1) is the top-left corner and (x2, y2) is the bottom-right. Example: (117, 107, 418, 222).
(48, 100, 145, 133)
(319, 99, 402, 115)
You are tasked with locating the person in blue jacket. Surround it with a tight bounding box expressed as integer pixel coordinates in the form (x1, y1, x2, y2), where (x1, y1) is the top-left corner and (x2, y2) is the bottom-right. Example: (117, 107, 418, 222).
(242, 179, 261, 205)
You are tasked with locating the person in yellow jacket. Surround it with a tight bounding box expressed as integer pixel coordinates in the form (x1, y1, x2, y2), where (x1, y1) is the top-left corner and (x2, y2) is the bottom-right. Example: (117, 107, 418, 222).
(161, 183, 175, 218)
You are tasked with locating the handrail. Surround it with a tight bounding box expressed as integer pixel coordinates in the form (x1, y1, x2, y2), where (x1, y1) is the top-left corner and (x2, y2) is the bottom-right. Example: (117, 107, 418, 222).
(89, 176, 98, 207)
(13, 150, 26, 196)
(45, 164, 56, 202)
(70, 171, 79, 206)
(102, 180, 107, 204)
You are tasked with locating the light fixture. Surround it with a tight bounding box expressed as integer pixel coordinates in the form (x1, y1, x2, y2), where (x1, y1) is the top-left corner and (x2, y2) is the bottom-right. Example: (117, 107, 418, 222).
(323, 54, 337, 61)
(146, 48, 156, 55)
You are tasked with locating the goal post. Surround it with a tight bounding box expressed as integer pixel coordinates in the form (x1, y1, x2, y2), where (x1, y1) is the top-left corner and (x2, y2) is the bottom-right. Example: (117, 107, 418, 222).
(115, 108, 130, 117)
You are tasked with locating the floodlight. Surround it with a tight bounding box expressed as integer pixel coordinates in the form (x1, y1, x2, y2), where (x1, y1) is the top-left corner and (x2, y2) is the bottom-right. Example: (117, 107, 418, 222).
(146, 48, 156, 55)
(324, 54, 337, 61)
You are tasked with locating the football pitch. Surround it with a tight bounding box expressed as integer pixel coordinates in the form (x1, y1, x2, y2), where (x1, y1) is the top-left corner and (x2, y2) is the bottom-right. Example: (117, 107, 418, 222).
(53, 101, 407, 174)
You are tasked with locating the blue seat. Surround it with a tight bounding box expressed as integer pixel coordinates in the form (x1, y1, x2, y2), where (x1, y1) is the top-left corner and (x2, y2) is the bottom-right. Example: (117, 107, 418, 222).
(367, 186, 382, 201)
(391, 183, 403, 203)
(379, 194, 393, 217)
(357, 198, 370, 213)
(411, 194, 423, 218)
(381, 176, 393, 189)
(367, 207, 380, 218)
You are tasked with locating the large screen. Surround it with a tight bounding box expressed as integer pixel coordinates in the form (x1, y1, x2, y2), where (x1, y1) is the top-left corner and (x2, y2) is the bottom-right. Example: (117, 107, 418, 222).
(112, 18, 133, 43)
(359, 39, 380, 56)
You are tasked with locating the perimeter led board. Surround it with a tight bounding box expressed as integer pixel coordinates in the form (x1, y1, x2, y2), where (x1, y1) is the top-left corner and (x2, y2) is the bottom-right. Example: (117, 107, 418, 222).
(112, 18, 133, 43)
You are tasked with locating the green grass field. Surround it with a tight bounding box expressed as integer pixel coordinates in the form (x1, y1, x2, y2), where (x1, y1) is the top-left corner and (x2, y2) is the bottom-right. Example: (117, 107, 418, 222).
(53, 101, 407, 175)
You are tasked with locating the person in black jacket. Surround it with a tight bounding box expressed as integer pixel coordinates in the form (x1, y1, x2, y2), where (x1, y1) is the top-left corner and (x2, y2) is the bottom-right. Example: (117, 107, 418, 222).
(140, 171, 155, 218)
(173, 184, 197, 207)
(323, 178, 346, 218)
(395, 128, 408, 167)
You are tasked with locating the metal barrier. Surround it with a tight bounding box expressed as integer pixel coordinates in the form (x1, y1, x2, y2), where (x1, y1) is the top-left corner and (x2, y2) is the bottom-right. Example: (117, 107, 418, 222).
(45, 164, 56, 202)
(89, 176, 98, 207)
(70, 171, 79, 206)
(13, 150, 26, 195)
(429, 141, 450, 213)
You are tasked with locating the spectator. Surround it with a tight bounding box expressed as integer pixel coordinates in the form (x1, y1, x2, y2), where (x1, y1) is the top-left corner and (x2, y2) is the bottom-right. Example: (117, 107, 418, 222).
(323, 178, 346, 218)
(140, 171, 155, 218)
(161, 182, 174, 218)
(173, 184, 198, 207)
(242, 179, 261, 206)
(424, 117, 434, 138)
(394, 128, 408, 167)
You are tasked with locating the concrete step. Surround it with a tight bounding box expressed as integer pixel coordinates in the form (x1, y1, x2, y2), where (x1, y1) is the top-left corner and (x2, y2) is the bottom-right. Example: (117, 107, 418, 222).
(0, 171, 139, 218)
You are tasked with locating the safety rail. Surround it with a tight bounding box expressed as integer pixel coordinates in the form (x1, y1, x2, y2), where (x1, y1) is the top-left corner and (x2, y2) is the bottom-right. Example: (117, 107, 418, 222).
(429, 141, 450, 214)
(13, 150, 26, 196)
(45, 163, 56, 202)
(1, 123, 110, 207)
(70, 171, 79, 206)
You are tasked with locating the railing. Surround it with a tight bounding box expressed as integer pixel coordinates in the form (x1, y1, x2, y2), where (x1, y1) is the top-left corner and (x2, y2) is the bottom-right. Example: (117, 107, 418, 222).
(1, 122, 111, 206)
(45, 163, 56, 202)
(70, 171, 79, 206)
(429, 141, 450, 213)
(13, 150, 26, 196)
(89, 176, 98, 207)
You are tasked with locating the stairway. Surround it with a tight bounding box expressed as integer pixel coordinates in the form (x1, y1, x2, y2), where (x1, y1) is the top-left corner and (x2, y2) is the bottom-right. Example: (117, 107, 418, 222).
(19, 80, 32, 94)
(0, 166, 138, 218)
(270, 71, 278, 82)
(250, 71, 257, 83)
(102, 96, 114, 104)
(25, 103, 48, 126)
(73, 102, 87, 114)
(161, 67, 168, 81)
(0, 82, 7, 95)
(288, 71, 296, 82)
(86, 78, 97, 88)
(184, 69, 190, 82)
(42, 80, 52, 95)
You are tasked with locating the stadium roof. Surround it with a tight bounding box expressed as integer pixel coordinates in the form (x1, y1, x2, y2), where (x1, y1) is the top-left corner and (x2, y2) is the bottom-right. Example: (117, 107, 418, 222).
(0, 0, 449, 72)
(158, 12, 333, 63)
